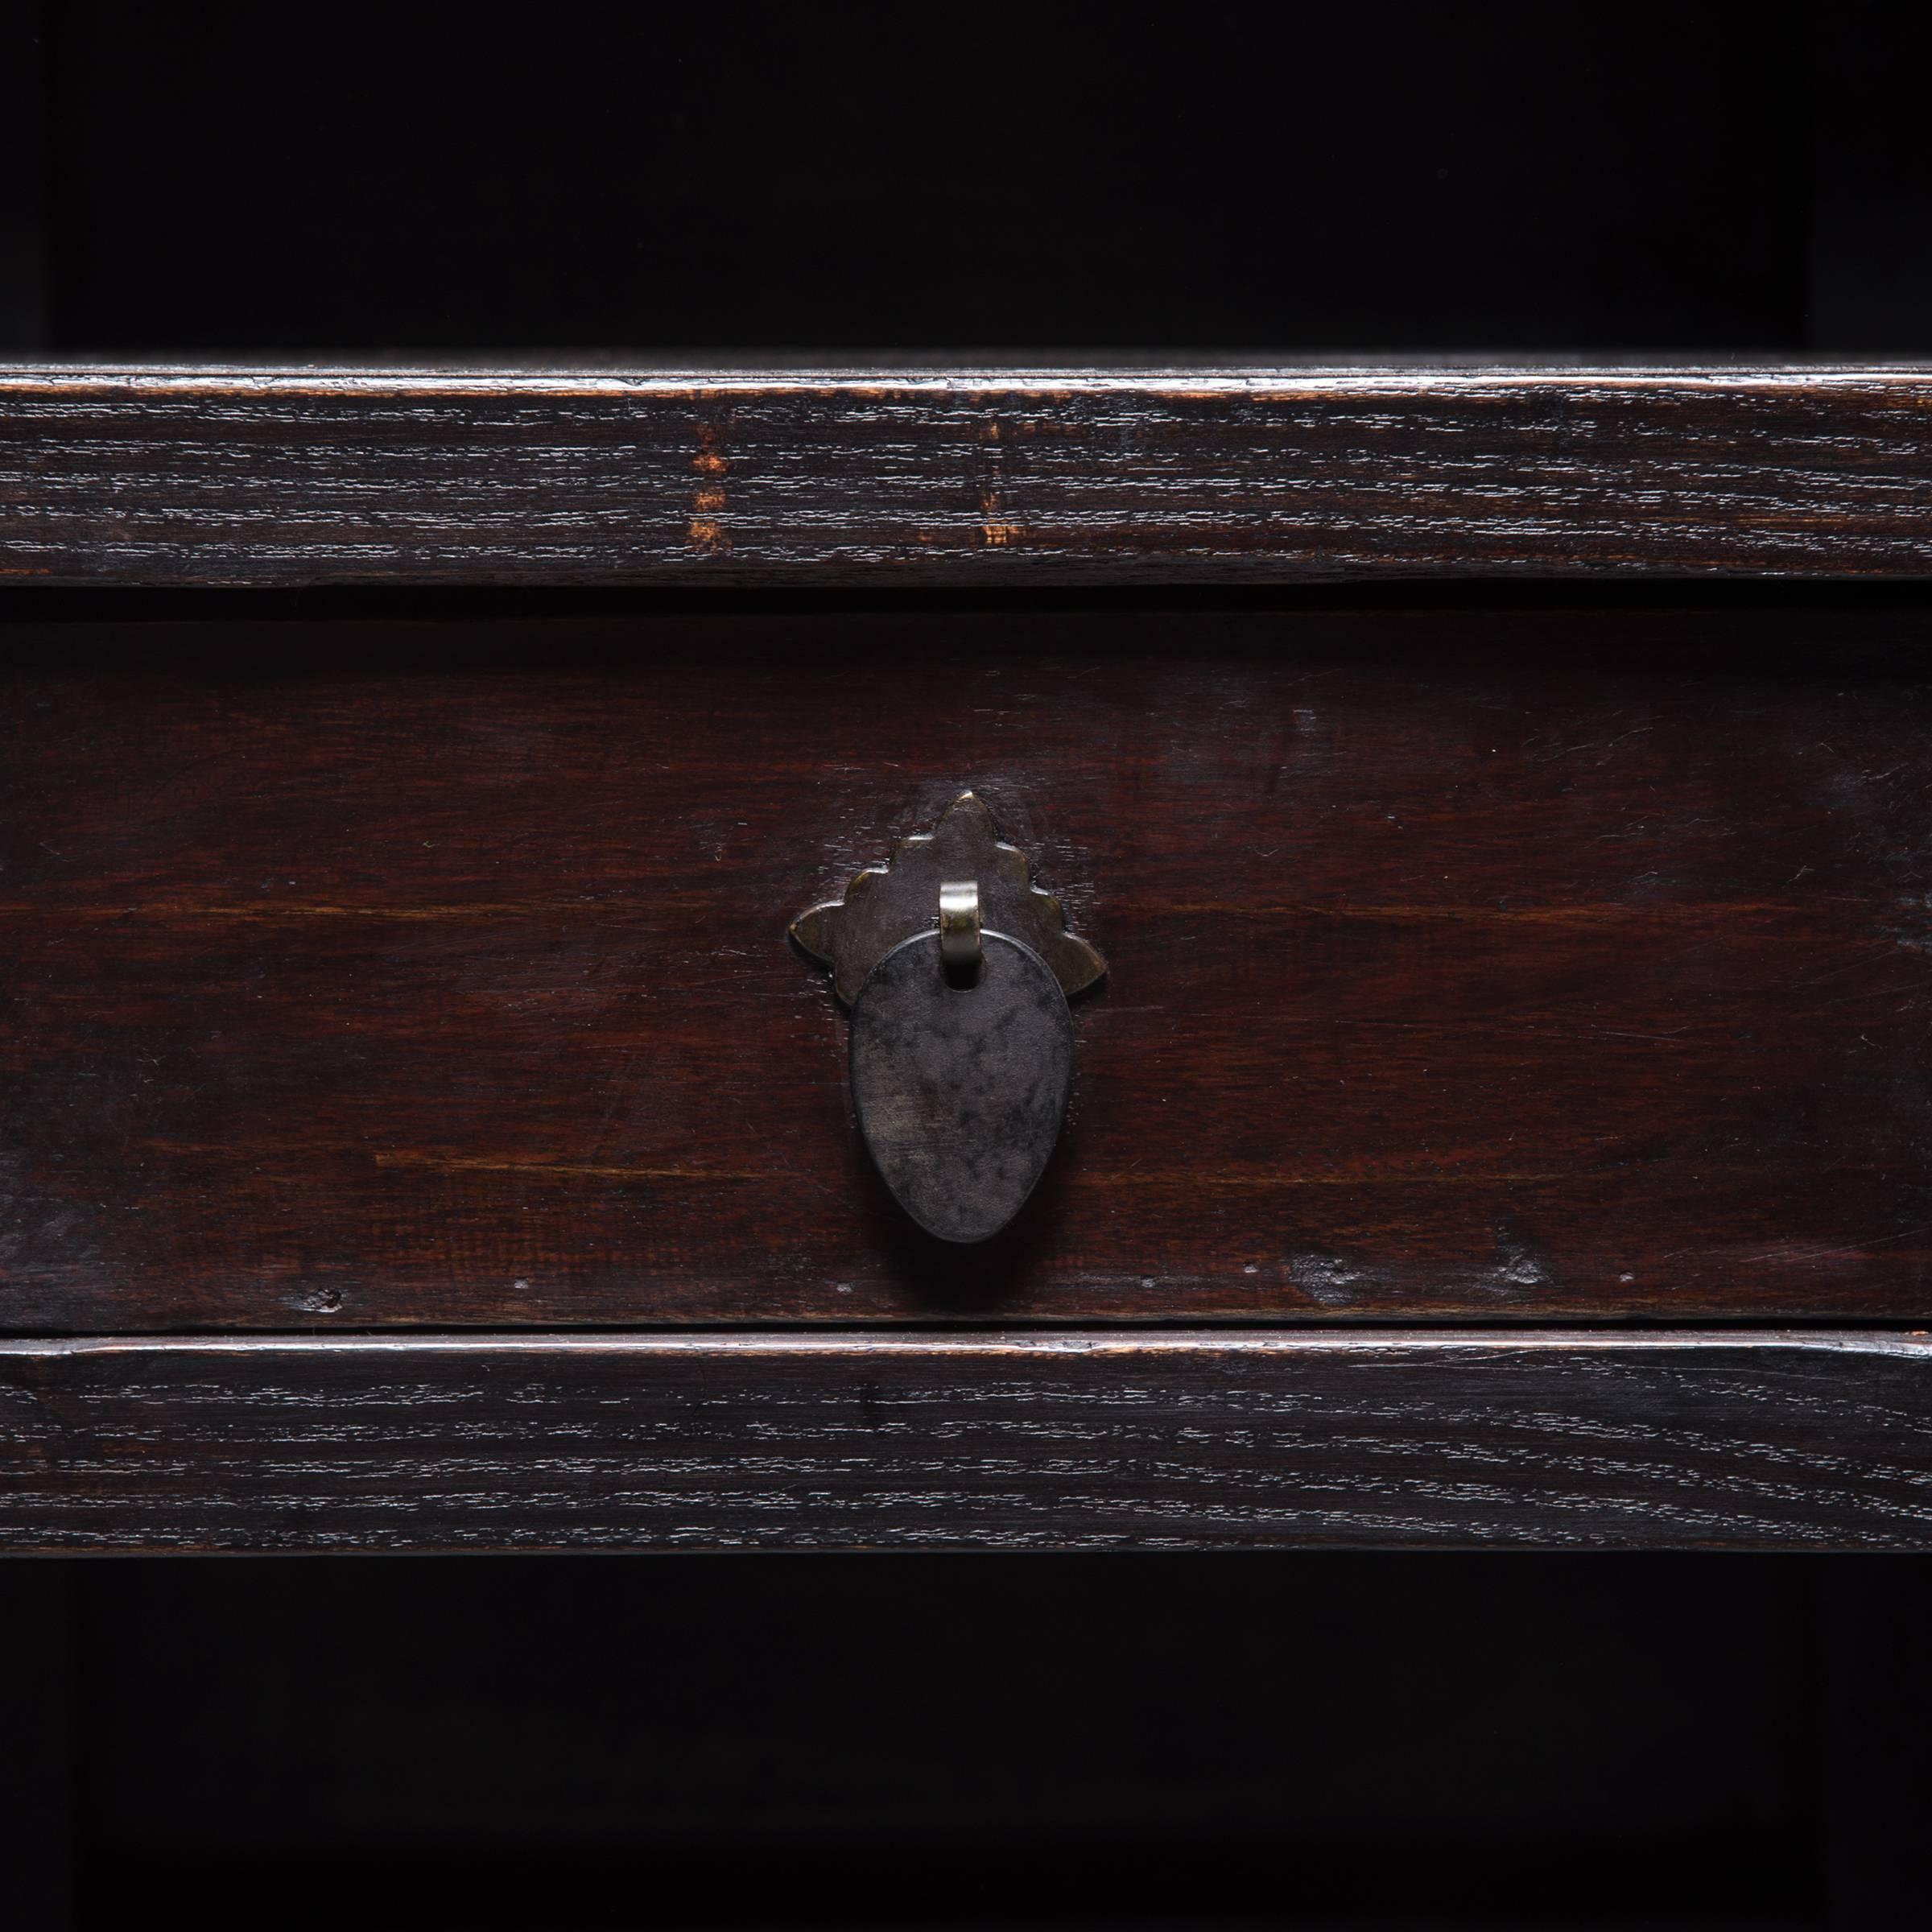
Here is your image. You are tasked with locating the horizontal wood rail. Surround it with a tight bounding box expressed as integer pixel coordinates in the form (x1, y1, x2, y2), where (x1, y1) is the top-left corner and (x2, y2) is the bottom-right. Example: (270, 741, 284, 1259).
(3, 1329, 1929, 1551)
(4, 365, 1932, 584)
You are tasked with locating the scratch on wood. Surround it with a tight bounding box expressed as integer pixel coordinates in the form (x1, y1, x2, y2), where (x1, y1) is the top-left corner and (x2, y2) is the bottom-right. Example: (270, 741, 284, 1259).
(372, 1152, 767, 1182)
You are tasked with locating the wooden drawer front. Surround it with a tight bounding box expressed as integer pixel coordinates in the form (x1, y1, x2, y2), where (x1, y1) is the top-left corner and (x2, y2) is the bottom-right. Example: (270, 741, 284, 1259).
(5, 605, 1931, 1331)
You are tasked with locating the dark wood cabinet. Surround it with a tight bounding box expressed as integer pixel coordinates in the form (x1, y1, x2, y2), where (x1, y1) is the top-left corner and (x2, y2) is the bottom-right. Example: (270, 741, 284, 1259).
(4, 367, 1932, 1550)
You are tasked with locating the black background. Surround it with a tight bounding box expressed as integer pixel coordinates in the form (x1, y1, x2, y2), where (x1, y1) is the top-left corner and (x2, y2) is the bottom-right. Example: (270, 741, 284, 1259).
(3, 4, 1932, 1928)
(9, 1553, 1932, 1930)
(3, 2, 1931, 356)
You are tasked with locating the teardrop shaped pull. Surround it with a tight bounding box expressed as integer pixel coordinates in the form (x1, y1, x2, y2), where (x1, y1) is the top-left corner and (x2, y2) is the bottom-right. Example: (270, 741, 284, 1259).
(789, 793, 1105, 1244)
(850, 928, 1072, 1241)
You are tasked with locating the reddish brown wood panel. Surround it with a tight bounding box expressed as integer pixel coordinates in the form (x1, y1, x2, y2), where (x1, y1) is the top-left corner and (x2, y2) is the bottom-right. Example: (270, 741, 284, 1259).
(5, 604, 1932, 1329)
(2, 367, 1932, 585)
(2, 1332, 1929, 1550)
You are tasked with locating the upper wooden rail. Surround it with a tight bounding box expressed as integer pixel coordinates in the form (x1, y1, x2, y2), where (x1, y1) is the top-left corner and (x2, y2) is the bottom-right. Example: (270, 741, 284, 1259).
(2, 365, 1930, 585)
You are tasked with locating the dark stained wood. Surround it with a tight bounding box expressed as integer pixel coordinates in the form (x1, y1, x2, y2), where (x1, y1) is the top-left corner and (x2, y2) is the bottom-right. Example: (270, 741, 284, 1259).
(6, 366, 1932, 585)
(1, 1331, 1928, 1551)
(8, 605, 1932, 1329)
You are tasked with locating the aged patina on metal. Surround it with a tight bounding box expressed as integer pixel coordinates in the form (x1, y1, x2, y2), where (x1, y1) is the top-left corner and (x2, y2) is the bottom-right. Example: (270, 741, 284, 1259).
(937, 878, 983, 980)
(791, 793, 1105, 1006)
(791, 794, 1105, 1242)
(851, 931, 1074, 1241)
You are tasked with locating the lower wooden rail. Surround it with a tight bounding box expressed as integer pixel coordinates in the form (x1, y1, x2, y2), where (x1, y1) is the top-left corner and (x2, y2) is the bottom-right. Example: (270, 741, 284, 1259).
(2, 1330, 1929, 1551)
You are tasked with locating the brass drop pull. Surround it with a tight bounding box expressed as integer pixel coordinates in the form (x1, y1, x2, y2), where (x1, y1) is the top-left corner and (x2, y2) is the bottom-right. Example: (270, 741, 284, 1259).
(791, 794, 1106, 1243)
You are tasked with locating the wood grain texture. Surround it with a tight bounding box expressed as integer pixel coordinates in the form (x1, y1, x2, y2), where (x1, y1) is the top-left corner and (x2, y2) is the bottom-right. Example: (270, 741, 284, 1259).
(2, 1331, 1928, 1551)
(5, 366, 1932, 585)
(8, 605, 1932, 1329)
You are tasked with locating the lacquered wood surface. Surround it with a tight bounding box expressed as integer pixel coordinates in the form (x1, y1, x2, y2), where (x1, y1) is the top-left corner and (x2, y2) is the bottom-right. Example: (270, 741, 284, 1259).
(3, 605, 1931, 1328)
(2, 1331, 1927, 1550)
(4, 366, 1932, 584)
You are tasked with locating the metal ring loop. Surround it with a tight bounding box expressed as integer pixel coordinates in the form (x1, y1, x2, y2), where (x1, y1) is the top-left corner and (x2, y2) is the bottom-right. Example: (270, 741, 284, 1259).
(939, 878, 981, 978)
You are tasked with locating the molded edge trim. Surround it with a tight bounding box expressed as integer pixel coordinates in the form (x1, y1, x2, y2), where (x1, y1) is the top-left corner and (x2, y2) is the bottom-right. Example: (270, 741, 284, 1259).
(6, 365, 1932, 584)
(2, 1328, 1927, 1551)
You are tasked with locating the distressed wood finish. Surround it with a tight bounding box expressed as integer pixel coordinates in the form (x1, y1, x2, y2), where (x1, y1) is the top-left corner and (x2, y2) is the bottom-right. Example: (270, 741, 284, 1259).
(1, 1331, 1927, 1551)
(4, 367, 1932, 585)
(7, 605, 1932, 1329)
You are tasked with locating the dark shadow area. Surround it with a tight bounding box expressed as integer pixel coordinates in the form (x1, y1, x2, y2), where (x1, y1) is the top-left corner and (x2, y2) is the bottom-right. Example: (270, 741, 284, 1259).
(6, 582, 1932, 673)
(37, 7, 1808, 353)
(0, 2, 1926, 358)
(0, 1554, 1912, 1928)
